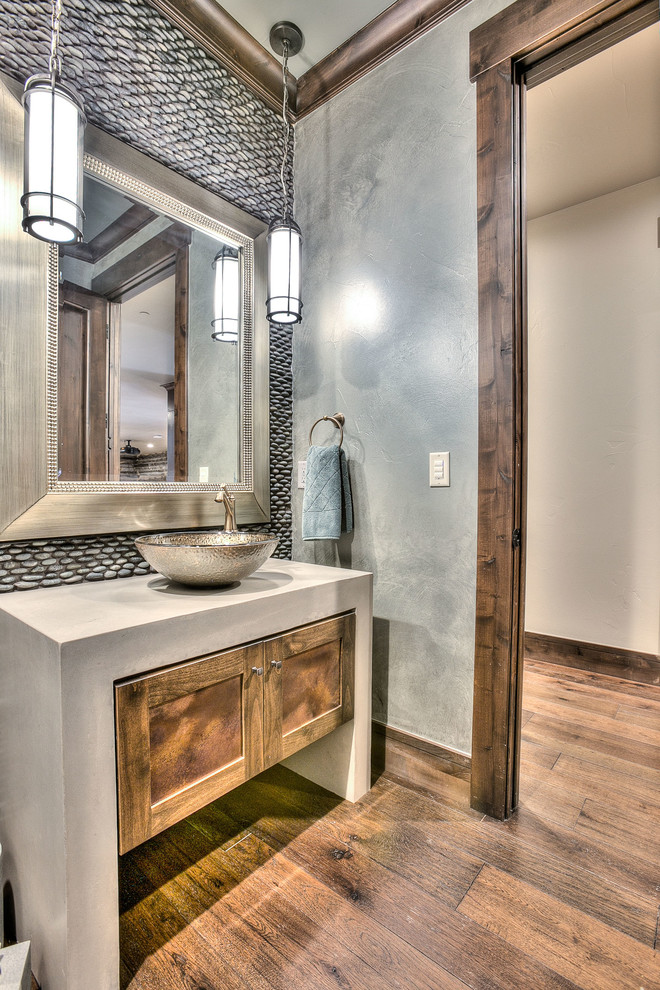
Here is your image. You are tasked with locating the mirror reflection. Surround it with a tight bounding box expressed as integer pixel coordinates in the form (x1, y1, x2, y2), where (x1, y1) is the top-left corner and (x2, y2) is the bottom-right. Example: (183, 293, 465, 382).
(58, 173, 241, 484)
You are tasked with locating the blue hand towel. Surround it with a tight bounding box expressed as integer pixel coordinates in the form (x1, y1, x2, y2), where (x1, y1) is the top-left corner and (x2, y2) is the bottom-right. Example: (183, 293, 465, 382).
(302, 444, 353, 541)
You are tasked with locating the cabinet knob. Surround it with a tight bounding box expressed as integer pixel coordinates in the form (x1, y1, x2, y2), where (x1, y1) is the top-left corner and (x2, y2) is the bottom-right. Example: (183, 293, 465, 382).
(271, 660, 282, 670)
(251, 666, 264, 676)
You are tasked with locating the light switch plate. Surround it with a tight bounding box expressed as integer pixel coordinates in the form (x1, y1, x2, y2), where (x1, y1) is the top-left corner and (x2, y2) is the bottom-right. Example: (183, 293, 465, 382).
(199, 466, 209, 483)
(430, 451, 450, 487)
(297, 461, 306, 488)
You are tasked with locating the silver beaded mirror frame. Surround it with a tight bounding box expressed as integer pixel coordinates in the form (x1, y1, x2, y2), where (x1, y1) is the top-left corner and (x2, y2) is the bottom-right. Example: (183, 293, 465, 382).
(0, 73, 270, 540)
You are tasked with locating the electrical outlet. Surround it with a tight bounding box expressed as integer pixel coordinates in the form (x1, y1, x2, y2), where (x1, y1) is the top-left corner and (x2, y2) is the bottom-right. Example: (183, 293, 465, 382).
(429, 451, 450, 487)
(199, 466, 209, 483)
(298, 461, 306, 488)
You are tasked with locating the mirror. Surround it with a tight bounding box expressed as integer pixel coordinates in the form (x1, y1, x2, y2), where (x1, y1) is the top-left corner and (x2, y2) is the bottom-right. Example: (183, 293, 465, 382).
(58, 170, 243, 486)
(0, 70, 270, 541)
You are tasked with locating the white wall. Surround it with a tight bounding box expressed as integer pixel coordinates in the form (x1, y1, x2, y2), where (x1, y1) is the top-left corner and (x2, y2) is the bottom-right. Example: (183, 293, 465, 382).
(525, 177, 660, 654)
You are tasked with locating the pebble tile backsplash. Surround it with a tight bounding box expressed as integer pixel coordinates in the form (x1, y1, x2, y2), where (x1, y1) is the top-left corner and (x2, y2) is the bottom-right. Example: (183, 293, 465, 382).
(0, 0, 294, 592)
(0, 535, 152, 593)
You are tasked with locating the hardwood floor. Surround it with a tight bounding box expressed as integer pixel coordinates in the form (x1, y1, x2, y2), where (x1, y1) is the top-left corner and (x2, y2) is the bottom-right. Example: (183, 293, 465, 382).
(120, 659, 660, 989)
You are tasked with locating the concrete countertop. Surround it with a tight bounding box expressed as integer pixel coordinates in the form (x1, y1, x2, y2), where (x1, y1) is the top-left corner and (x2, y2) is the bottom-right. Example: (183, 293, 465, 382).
(0, 559, 371, 645)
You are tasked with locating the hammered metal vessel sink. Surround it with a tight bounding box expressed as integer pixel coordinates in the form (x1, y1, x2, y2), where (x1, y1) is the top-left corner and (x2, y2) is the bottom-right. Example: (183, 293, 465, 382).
(135, 531, 279, 587)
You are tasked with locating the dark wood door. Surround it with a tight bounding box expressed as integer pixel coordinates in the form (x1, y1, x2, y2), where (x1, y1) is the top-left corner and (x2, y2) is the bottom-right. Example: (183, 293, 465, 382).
(115, 641, 264, 854)
(263, 613, 355, 766)
(58, 282, 109, 481)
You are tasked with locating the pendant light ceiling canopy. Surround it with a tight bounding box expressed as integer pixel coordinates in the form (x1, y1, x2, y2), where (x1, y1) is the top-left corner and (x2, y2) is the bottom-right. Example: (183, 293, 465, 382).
(268, 21, 304, 58)
(266, 21, 303, 329)
(22, 0, 86, 244)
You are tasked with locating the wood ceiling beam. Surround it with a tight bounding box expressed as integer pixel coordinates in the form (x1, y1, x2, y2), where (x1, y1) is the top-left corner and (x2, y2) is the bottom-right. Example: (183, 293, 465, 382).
(148, 0, 478, 122)
(145, 0, 295, 116)
(295, 0, 473, 119)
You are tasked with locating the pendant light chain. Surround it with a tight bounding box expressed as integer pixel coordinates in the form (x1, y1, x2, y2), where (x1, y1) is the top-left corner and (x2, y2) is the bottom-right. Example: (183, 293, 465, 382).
(280, 42, 292, 221)
(266, 21, 303, 327)
(49, 0, 64, 79)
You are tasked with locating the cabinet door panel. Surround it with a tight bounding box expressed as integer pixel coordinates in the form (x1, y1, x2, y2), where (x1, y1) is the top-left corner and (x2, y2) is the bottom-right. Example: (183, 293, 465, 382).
(264, 613, 355, 765)
(281, 640, 341, 735)
(115, 642, 263, 853)
(149, 674, 243, 805)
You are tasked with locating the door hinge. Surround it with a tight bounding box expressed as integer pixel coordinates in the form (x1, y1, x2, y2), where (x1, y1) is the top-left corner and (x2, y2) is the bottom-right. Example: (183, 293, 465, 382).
(512, 528, 521, 549)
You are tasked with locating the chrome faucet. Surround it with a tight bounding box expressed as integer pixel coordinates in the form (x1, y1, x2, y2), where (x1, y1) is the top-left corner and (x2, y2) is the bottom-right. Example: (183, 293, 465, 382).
(215, 484, 237, 531)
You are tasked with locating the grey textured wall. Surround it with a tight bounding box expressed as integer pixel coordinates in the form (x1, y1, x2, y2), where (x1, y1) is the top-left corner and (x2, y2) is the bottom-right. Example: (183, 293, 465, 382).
(0, 0, 293, 589)
(293, 0, 510, 754)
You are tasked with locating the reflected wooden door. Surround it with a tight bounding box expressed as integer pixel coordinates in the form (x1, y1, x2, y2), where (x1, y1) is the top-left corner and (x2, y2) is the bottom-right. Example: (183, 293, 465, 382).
(59, 282, 109, 481)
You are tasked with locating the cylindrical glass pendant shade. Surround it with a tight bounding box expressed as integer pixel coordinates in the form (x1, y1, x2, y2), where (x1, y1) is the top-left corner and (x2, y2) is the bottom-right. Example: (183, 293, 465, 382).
(21, 74, 86, 244)
(211, 244, 240, 343)
(266, 217, 302, 326)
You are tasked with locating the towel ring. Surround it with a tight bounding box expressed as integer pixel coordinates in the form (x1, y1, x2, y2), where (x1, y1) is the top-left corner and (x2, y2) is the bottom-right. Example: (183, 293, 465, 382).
(309, 412, 345, 448)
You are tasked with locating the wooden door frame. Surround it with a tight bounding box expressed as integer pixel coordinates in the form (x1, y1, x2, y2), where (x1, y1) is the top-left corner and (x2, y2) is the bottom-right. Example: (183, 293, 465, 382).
(469, 0, 658, 819)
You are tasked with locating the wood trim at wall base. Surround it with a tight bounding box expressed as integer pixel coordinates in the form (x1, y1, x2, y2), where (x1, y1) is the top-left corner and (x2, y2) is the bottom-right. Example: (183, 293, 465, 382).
(372, 721, 472, 795)
(525, 632, 660, 686)
(296, 0, 473, 119)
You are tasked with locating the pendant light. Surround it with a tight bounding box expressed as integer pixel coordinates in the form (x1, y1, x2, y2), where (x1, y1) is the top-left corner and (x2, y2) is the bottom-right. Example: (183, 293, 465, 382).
(120, 441, 140, 457)
(21, 0, 86, 244)
(266, 22, 303, 328)
(211, 244, 240, 343)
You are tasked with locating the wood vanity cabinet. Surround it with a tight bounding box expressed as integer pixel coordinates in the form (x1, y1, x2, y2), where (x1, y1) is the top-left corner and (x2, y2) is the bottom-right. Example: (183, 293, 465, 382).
(115, 612, 355, 853)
